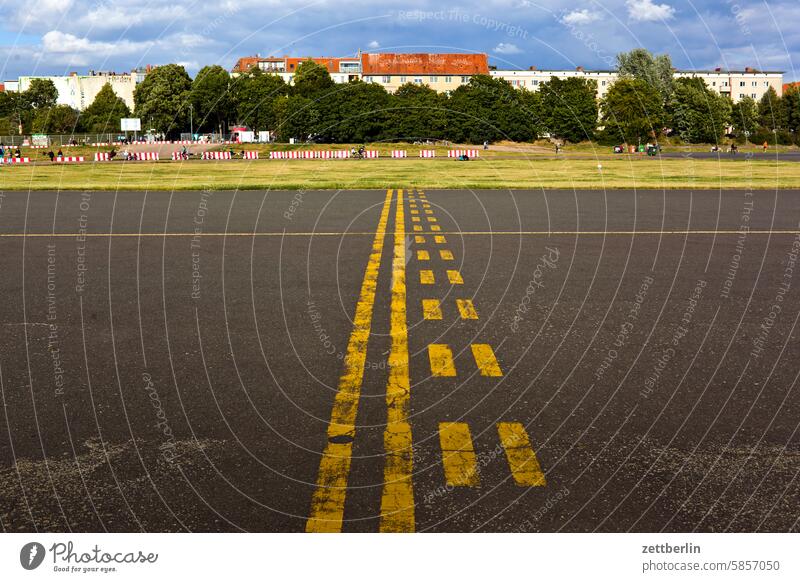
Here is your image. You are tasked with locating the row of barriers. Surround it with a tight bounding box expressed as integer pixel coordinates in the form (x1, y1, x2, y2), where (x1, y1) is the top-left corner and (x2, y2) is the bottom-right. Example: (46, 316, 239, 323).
(4, 149, 480, 164)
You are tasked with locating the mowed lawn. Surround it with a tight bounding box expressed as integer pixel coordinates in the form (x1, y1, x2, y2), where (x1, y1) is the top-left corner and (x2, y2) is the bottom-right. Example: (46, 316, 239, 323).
(1, 157, 799, 190)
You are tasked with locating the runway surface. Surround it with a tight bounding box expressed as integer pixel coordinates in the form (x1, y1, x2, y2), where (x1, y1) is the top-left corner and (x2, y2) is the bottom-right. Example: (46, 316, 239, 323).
(0, 187, 798, 532)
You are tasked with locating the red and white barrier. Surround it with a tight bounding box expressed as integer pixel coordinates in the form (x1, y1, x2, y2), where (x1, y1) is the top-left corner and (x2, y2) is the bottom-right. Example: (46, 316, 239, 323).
(55, 156, 84, 163)
(362, 150, 379, 158)
(419, 149, 436, 158)
(448, 150, 480, 158)
(243, 151, 259, 159)
(270, 150, 349, 159)
(171, 152, 188, 160)
(391, 150, 407, 158)
(133, 152, 159, 161)
(202, 151, 232, 160)
(94, 152, 110, 161)
(0, 157, 31, 164)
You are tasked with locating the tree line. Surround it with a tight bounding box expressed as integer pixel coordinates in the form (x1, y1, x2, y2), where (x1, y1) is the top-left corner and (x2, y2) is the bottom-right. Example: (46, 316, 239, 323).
(1, 49, 798, 145)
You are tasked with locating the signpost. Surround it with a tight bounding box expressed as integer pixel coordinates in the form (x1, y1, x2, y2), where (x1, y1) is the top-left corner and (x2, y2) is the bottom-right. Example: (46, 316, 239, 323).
(121, 118, 141, 141)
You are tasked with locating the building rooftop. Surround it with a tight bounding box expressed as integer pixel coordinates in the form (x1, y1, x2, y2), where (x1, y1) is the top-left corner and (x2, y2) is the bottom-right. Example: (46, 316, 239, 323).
(361, 53, 488, 75)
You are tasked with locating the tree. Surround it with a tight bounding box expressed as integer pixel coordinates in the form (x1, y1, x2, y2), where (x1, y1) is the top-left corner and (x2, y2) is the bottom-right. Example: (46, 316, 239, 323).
(274, 95, 319, 142)
(730, 96, 759, 140)
(133, 64, 192, 135)
(231, 69, 288, 131)
(600, 78, 665, 143)
(315, 80, 391, 143)
(25, 79, 59, 109)
(667, 77, 732, 144)
(783, 86, 800, 139)
(81, 83, 131, 134)
(758, 86, 785, 131)
(617, 48, 674, 99)
(190, 65, 231, 134)
(539, 76, 598, 142)
(292, 60, 335, 99)
(0, 91, 14, 117)
(31, 105, 81, 134)
(446, 75, 538, 143)
(386, 83, 447, 141)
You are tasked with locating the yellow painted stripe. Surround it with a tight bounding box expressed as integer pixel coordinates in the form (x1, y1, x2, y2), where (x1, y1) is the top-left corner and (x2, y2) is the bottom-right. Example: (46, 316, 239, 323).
(413, 225, 422, 232)
(425, 209, 433, 215)
(471, 344, 502, 377)
(430, 225, 441, 232)
(434, 235, 446, 244)
(447, 270, 463, 284)
(497, 423, 546, 487)
(422, 203, 430, 208)
(456, 299, 478, 319)
(439, 249, 454, 260)
(417, 250, 430, 261)
(429, 344, 456, 377)
(427, 217, 437, 223)
(410, 209, 419, 215)
(415, 235, 426, 244)
(380, 188, 415, 533)
(420, 270, 435, 284)
(412, 216, 421, 222)
(422, 299, 443, 320)
(439, 423, 480, 487)
(306, 188, 394, 533)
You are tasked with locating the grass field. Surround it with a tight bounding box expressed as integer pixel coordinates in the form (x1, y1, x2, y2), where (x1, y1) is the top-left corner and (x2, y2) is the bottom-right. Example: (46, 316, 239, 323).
(1, 156, 799, 190)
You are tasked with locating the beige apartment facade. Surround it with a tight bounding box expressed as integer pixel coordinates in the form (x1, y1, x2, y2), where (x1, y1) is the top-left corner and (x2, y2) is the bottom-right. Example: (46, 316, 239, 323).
(16, 70, 145, 111)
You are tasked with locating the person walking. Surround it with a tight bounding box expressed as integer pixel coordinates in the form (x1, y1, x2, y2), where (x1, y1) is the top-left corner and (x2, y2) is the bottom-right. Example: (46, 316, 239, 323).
(763, 140, 768, 152)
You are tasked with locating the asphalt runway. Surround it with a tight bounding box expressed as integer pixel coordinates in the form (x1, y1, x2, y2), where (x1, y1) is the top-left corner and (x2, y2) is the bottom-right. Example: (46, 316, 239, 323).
(0, 187, 798, 533)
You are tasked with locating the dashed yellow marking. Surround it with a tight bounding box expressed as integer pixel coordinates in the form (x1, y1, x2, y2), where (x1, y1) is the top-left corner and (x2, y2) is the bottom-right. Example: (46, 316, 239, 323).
(471, 344, 502, 376)
(412, 217, 421, 222)
(439, 250, 454, 260)
(422, 203, 430, 208)
(456, 299, 478, 320)
(380, 188, 415, 532)
(430, 225, 442, 232)
(434, 235, 446, 244)
(413, 225, 422, 232)
(420, 270, 435, 284)
(425, 209, 434, 215)
(417, 250, 430, 261)
(422, 299, 443, 320)
(427, 217, 437, 223)
(447, 270, 463, 284)
(415, 235, 426, 244)
(410, 209, 419, 215)
(497, 423, 546, 487)
(429, 344, 456, 377)
(306, 188, 394, 533)
(439, 423, 480, 487)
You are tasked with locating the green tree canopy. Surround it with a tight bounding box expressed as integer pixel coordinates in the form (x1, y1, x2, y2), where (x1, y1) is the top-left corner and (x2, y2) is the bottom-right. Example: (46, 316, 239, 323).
(190, 65, 231, 133)
(600, 78, 666, 143)
(616, 48, 674, 99)
(25, 78, 59, 109)
(783, 86, 800, 137)
(730, 96, 759, 138)
(231, 69, 288, 130)
(81, 83, 131, 133)
(386, 83, 447, 141)
(758, 86, 785, 131)
(292, 60, 336, 99)
(274, 95, 319, 142)
(133, 64, 192, 135)
(539, 76, 598, 143)
(667, 77, 732, 143)
(31, 105, 81, 134)
(315, 80, 391, 143)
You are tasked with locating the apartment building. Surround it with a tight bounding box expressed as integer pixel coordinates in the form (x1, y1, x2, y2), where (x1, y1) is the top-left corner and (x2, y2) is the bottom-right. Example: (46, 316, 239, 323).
(15, 69, 147, 110)
(491, 66, 784, 102)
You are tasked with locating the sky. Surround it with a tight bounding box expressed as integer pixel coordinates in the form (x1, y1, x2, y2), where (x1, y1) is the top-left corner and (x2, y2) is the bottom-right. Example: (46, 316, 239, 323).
(0, 0, 797, 82)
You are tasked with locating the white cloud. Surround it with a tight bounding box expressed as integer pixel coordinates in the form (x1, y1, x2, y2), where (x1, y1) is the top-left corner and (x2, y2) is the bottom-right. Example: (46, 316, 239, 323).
(42, 31, 118, 54)
(494, 42, 522, 54)
(626, 0, 675, 22)
(367, 40, 380, 49)
(560, 9, 602, 26)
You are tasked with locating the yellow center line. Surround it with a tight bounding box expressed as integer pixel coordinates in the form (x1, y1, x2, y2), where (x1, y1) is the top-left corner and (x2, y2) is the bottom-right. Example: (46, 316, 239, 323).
(380, 188, 415, 533)
(305, 189, 394, 533)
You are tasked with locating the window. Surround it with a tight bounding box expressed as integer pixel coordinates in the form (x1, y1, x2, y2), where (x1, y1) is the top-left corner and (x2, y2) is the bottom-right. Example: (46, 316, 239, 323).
(752, 81, 757, 87)
(413, 78, 422, 84)
(722, 81, 729, 87)
(445, 76, 452, 83)
(739, 93, 745, 98)
(430, 76, 438, 83)
(601, 80, 606, 86)
(400, 76, 406, 83)
(765, 81, 770, 86)
(533, 80, 539, 86)
(381, 76, 390, 84)
(740, 81, 746, 86)
(752, 93, 757, 99)
(364, 76, 372, 82)
(461, 76, 469, 83)
(712, 81, 716, 86)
